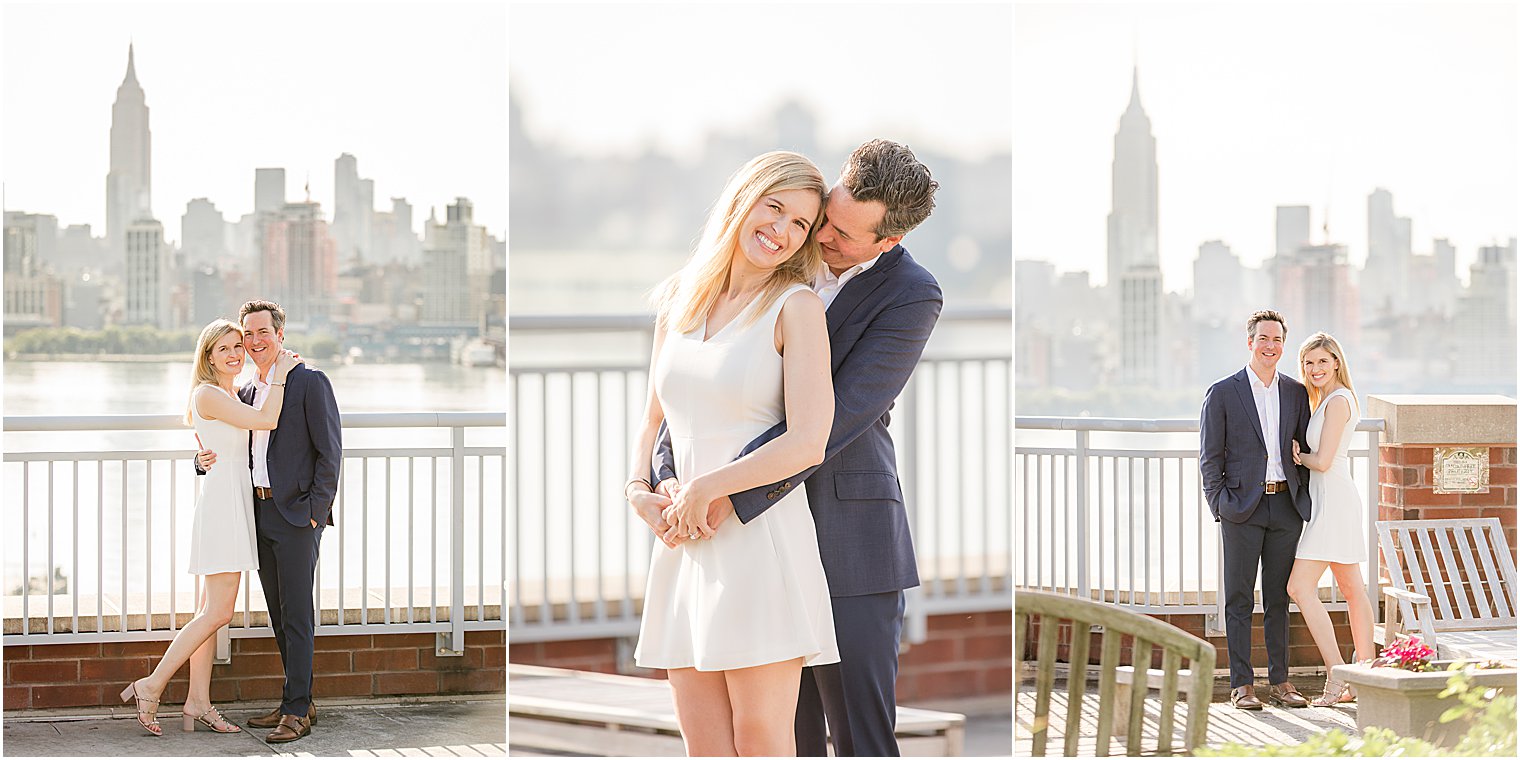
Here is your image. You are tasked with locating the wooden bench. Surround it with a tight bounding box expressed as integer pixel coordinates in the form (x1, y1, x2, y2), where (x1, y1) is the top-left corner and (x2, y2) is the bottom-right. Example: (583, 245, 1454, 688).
(1112, 665, 1194, 740)
(1376, 517, 1517, 663)
(509, 664, 966, 756)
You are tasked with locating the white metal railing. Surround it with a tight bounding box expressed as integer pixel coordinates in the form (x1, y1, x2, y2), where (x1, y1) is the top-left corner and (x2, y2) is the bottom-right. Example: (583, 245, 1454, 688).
(3, 412, 505, 654)
(1014, 417, 1385, 635)
(508, 346, 1013, 646)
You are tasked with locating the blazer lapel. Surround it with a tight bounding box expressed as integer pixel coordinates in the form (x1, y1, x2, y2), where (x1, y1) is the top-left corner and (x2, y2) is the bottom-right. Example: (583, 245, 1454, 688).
(1276, 379, 1295, 456)
(825, 247, 902, 338)
(1231, 369, 1266, 447)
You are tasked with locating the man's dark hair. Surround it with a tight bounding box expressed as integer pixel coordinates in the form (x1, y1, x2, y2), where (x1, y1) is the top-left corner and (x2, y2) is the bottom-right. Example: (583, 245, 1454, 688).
(839, 139, 938, 239)
(239, 299, 286, 333)
(1246, 309, 1287, 339)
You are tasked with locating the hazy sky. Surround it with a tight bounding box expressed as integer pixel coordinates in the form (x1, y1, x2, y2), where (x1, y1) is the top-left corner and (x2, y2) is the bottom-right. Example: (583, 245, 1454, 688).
(508, 2, 1013, 163)
(2, 2, 508, 244)
(1014, 2, 1518, 291)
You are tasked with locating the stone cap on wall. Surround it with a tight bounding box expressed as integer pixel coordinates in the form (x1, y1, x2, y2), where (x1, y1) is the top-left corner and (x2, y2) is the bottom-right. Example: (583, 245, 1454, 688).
(1366, 394, 1516, 445)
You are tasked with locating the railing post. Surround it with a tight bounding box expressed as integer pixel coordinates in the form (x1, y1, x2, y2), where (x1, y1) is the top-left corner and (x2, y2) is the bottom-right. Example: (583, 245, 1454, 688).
(438, 423, 467, 656)
(900, 376, 928, 645)
(1075, 429, 1089, 600)
(1365, 425, 1382, 624)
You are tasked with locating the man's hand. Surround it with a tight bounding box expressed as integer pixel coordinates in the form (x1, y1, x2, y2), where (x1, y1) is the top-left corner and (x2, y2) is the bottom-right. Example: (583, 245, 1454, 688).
(197, 449, 217, 471)
(310, 519, 318, 528)
(628, 489, 680, 548)
(706, 495, 734, 533)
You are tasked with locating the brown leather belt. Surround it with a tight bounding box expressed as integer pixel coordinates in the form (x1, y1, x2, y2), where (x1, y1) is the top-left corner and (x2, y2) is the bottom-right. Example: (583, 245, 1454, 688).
(254, 486, 274, 500)
(1262, 481, 1288, 494)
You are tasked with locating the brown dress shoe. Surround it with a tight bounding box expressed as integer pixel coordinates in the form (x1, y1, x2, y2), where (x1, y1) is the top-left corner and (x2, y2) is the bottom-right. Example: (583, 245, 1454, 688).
(265, 714, 311, 743)
(248, 704, 315, 729)
(1230, 685, 1263, 710)
(1268, 681, 1310, 708)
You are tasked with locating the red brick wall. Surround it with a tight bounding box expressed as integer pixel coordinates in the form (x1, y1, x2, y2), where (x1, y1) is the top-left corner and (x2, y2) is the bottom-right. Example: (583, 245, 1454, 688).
(1378, 444, 1517, 563)
(3, 631, 504, 710)
(1018, 610, 1360, 673)
(508, 610, 1012, 703)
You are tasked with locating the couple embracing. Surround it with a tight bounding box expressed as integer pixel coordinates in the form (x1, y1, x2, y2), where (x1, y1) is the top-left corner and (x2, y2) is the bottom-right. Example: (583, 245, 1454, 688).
(623, 140, 942, 756)
(1201, 309, 1375, 711)
(119, 300, 340, 743)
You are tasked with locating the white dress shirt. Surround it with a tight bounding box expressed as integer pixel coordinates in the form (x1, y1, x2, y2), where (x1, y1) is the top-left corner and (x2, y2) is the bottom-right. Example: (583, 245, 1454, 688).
(251, 365, 274, 488)
(815, 253, 884, 309)
(1248, 366, 1286, 482)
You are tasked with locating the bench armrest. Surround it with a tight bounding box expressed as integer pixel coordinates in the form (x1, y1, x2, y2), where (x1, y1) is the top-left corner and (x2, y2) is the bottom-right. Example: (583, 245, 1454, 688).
(1382, 586, 1438, 646)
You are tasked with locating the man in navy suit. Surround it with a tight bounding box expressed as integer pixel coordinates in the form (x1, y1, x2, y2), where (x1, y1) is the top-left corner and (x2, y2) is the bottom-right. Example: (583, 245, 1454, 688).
(1199, 309, 1312, 710)
(653, 139, 942, 756)
(197, 299, 342, 742)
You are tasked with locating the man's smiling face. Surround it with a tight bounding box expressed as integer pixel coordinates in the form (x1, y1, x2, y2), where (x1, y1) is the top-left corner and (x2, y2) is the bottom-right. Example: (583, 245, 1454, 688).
(1248, 318, 1285, 373)
(242, 309, 284, 374)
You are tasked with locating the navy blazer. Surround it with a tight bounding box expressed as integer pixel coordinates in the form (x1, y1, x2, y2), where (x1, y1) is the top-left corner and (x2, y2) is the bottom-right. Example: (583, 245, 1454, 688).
(1199, 367, 1312, 523)
(656, 246, 942, 597)
(238, 363, 343, 528)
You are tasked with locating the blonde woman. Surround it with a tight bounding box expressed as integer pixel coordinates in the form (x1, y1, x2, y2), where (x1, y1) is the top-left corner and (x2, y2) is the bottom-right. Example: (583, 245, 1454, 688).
(624, 151, 838, 756)
(119, 319, 299, 735)
(1287, 332, 1374, 706)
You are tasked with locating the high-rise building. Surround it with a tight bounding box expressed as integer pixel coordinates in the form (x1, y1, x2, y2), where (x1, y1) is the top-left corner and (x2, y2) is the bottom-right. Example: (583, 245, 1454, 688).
(421, 198, 489, 324)
(260, 200, 337, 325)
(106, 44, 152, 256)
(1275, 206, 1311, 258)
(1273, 242, 1358, 348)
(181, 198, 228, 268)
(1107, 67, 1159, 285)
(255, 168, 286, 215)
(1118, 265, 1162, 385)
(1193, 240, 1243, 325)
(1107, 67, 1162, 385)
(125, 218, 168, 327)
(1365, 188, 1413, 317)
(333, 154, 374, 265)
(1455, 239, 1517, 386)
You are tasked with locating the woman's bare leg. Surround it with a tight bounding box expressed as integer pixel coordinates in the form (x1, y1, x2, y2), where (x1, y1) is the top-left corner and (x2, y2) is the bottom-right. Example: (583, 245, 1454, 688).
(725, 658, 804, 757)
(1330, 563, 1377, 663)
(136, 572, 240, 701)
(668, 667, 737, 756)
(183, 578, 219, 717)
(1287, 559, 1345, 668)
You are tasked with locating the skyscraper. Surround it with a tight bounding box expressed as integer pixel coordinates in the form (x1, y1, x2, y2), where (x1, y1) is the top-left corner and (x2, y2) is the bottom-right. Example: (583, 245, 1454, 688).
(333, 154, 374, 265)
(125, 218, 168, 327)
(261, 200, 337, 325)
(1107, 67, 1159, 284)
(1108, 67, 1162, 385)
(1365, 188, 1412, 317)
(106, 44, 152, 256)
(421, 198, 489, 324)
(181, 198, 228, 268)
(1275, 206, 1311, 258)
(255, 168, 287, 215)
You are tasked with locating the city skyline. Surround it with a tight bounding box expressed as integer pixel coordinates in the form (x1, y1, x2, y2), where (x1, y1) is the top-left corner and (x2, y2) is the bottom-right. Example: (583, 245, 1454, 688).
(2, 3, 508, 244)
(507, 2, 1011, 164)
(1013, 2, 1518, 292)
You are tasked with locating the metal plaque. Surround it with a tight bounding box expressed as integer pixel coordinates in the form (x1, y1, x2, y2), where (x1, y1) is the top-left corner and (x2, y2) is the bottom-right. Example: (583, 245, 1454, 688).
(1433, 447, 1489, 494)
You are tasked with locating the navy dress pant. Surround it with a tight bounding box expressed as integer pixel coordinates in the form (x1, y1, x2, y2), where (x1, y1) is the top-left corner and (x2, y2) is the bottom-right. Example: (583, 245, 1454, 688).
(795, 590, 905, 757)
(255, 495, 324, 717)
(1219, 490, 1302, 688)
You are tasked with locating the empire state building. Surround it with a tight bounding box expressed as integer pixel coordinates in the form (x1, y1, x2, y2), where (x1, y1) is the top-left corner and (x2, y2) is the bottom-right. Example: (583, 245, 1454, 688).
(107, 43, 152, 254)
(1108, 67, 1162, 385)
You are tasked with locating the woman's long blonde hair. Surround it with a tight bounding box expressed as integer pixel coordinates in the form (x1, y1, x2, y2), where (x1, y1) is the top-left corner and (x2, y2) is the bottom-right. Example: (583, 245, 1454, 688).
(653, 151, 827, 333)
(1298, 331, 1359, 414)
(185, 318, 242, 425)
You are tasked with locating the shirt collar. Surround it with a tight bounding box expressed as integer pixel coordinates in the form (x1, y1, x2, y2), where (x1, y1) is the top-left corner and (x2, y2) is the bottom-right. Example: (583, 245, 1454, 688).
(1246, 365, 1280, 390)
(819, 252, 885, 286)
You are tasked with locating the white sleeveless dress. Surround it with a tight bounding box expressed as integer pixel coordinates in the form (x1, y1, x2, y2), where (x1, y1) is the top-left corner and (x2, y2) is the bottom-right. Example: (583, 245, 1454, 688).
(634, 284, 840, 671)
(187, 385, 260, 575)
(1296, 388, 1366, 563)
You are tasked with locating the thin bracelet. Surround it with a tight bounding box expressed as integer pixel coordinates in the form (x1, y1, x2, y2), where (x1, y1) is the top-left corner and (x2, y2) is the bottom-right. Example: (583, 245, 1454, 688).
(624, 477, 653, 498)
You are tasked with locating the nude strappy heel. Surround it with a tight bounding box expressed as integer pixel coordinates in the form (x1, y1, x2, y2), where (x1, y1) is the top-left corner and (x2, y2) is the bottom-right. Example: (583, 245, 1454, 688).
(118, 679, 162, 736)
(182, 705, 241, 733)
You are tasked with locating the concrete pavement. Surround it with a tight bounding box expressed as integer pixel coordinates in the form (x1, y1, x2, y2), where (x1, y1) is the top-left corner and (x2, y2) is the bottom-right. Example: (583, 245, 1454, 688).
(2, 696, 506, 757)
